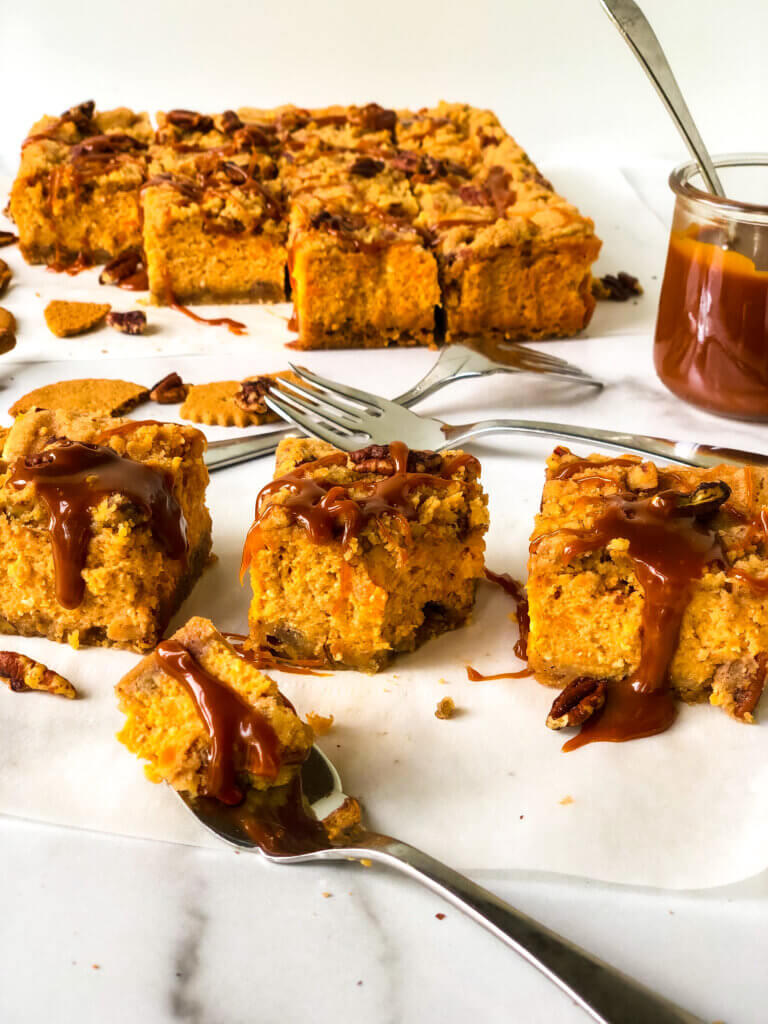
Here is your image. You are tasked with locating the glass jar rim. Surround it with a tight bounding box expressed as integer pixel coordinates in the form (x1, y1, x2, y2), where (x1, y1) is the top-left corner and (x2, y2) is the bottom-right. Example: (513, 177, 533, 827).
(669, 153, 768, 217)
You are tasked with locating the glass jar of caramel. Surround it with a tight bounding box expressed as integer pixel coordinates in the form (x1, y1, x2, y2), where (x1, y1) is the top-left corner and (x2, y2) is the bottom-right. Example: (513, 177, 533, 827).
(654, 155, 768, 420)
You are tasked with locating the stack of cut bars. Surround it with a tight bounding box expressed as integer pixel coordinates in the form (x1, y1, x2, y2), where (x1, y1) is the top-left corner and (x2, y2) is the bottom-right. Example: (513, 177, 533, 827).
(9, 100, 601, 348)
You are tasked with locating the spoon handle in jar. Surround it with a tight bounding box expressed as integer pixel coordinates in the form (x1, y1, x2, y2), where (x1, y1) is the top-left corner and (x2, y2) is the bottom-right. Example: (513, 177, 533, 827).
(600, 0, 726, 198)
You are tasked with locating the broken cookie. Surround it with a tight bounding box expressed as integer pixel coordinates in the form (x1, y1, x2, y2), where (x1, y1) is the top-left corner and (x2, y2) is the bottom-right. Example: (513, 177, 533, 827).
(10, 378, 149, 418)
(44, 300, 111, 337)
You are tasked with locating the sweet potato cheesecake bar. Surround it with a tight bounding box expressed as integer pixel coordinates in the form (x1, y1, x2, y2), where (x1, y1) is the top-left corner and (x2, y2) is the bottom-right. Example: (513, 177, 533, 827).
(116, 617, 313, 802)
(285, 155, 439, 348)
(0, 410, 211, 651)
(9, 101, 153, 267)
(408, 112, 600, 341)
(142, 145, 286, 304)
(527, 447, 768, 745)
(241, 438, 489, 672)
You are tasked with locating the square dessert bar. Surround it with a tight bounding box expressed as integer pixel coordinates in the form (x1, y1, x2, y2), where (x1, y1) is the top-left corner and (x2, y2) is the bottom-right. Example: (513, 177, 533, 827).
(412, 132, 600, 342)
(286, 158, 439, 348)
(142, 146, 286, 304)
(116, 616, 313, 801)
(527, 448, 768, 722)
(241, 438, 489, 672)
(0, 410, 212, 652)
(9, 101, 153, 266)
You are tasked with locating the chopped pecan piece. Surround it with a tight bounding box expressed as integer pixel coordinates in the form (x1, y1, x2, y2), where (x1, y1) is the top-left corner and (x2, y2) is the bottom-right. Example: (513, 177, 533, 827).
(546, 678, 607, 730)
(348, 443, 443, 475)
(593, 272, 643, 301)
(0, 230, 18, 248)
(672, 481, 731, 520)
(99, 249, 147, 288)
(323, 795, 364, 844)
(70, 133, 145, 160)
(711, 655, 767, 723)
(106, 310, 146, 335)
(0, 651, 76, 698)
(0, 259, 10, 297)
(0, 307, 17, 355)
(220, 109, 244, 133)
(484, 166, 516, 217)
(63, 100, 95, 130)
(235, 376, 274, 414)
(150, 371, 189, 404)
(349, 156, 385, 178)
(435, 696, 456, 720)
(353, 103, 396, 133)
(305, 711, 334, 736)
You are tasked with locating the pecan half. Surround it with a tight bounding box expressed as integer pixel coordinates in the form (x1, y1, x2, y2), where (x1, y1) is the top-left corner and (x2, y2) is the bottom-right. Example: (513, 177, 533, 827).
(106, 310, 146, 335)
(0, 258, 10, 297)
(150, 371, 188, 404)
(546, 678, 607, 730)
(712, 655, 767, 723)
(0, 651, 76, 698)
(0, 230, 18, 248)
(70, 133, 145, 160)
(349, 156, 385, 178)
(165, 109, 214, 133)
(235, 376, 273, 414)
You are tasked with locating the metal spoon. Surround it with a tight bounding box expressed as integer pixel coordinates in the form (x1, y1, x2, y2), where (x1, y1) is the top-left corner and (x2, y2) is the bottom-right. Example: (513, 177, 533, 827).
(600, 0, 726, 197)
(180, 745, 705, 1024)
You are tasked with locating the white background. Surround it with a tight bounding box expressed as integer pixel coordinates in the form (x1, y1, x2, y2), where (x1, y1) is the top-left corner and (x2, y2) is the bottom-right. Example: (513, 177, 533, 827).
(1, 0, 767, 173)
(1, 2, 768, 1022)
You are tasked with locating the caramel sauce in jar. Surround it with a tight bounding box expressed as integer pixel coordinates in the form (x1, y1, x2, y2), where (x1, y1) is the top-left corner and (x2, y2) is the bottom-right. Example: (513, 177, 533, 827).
(655, 227, 768, 420)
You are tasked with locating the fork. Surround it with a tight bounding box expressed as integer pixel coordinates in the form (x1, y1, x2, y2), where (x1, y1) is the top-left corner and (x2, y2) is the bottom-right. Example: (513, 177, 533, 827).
(262, 365, 768, 469)
(203, 342, 603, 470)
(180, 744, 704, 1024)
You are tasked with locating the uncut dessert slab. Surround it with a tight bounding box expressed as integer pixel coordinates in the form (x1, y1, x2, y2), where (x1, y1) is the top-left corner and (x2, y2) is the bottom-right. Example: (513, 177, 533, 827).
(0, 349, 766, 890)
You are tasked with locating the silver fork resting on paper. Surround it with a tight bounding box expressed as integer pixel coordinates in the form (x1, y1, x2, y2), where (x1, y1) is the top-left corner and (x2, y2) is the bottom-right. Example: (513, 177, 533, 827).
(203, 341, 604, 471)
(261, 364, 768, 468)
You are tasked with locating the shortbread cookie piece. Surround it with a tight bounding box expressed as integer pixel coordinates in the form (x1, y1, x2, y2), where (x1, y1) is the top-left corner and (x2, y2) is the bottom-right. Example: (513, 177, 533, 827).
(44, 300, 111, 337)
(0, 651, 76, 698)
(180, 372, 297, 427)
(10, 378, 149, 418)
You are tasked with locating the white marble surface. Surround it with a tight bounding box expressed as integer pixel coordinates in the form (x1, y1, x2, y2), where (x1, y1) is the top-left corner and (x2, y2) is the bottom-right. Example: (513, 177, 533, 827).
(1, 158, 768, 1022)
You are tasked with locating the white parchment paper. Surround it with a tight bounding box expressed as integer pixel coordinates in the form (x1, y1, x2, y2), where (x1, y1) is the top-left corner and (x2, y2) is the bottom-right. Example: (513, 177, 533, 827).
(0, 164, 766, 889)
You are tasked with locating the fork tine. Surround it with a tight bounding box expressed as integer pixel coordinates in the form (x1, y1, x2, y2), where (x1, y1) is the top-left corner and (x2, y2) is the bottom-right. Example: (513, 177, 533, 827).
(278, 376, 367, 425)
(510, 348, 591, 374)
(264, 391, 368, 448)
(269, 388, 361, 435)
(288, 363, 387, 412)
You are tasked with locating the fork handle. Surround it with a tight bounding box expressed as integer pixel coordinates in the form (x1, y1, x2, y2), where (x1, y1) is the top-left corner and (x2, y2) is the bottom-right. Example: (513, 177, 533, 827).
(347, 836, 703, 1024)
(441, 418, 768, 469)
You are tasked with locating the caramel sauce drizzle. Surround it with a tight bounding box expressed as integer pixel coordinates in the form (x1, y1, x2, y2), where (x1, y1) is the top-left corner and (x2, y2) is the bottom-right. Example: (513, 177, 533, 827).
(222, 631, 329, 677)
(163, 279, 247, 335)
(241, 443, 477, 577)
(467, 568, 533, 680)
(9, 440, 187, 609)
(532, 490, 728, 749)
(552, 456, 642, 480)
(155, 640, 281, 805)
